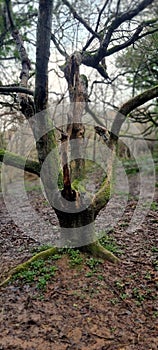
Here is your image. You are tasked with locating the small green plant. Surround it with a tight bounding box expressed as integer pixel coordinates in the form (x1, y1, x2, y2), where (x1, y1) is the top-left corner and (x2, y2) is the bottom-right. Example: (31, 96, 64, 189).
(43, 200, 49, 206)
(120, 293, 128, 300)
(13, 269, 36, 283)
(86, 257, 103, 269)
(31, 245, 62, 260)
(119, 221, 129, 227)
(153, 311, 158, 319)
(151, 246, 158, 253)
(99, 233, 122, 255)
(144, 271, 151, 280)
(85, 258, 103, 279)
(51, 254, 63, 260)
(57, 170, 63, 190)
(37, 277, 47, 290)
(12, 258, 58, 291)
(97, 274, 104, 281)
(67, 249, 83, 266)
(30, 259, 46, 270)
(110, 327, 116, 333)
(110, 298, 119, 305)
(115, 280, 125, 290)
(85, 271, 94, 278)
(152, 259, 158, 271)
(150, 201, 158, 211)
(133, 288, 145, 304)
(126, 167, 139, 175)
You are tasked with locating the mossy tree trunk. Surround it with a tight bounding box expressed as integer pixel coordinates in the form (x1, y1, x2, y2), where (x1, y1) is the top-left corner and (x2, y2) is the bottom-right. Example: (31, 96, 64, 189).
(52, 52, 116, 252)
(2, 0, 158, 287)
(3, 0, 117, 265)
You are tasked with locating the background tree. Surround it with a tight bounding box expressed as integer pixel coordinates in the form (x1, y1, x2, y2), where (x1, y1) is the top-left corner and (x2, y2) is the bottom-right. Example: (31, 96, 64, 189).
(0, 0, 158, 284)
(116, 8, 158, 138)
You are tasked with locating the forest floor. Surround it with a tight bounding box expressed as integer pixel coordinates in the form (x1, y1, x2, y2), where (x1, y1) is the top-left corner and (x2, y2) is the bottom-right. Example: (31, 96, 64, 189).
(0, 167, 158, 350)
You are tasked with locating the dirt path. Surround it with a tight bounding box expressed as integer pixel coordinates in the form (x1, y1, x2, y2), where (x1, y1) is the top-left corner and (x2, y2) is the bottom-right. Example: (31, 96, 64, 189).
(0, 174, 158, 350)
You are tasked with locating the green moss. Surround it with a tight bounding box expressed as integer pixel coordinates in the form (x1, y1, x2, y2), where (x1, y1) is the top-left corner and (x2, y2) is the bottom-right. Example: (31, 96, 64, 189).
(82, 242, 119, 264)
(58, 169, 63, 189)
(0, 149, 40, 176)
(71, 178, 86, 193)
(94, 180, 111, 208)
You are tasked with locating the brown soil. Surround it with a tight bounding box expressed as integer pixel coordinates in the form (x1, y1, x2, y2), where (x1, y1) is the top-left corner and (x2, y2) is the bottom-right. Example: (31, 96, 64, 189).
(0, 173, 158, 350)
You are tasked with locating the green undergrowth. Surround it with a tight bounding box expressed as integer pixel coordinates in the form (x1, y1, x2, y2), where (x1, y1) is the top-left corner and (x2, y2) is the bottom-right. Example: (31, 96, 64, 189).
(66, 248, 84, 266)
(11, 258, 58, 291)
(150, 201, 158, 211)
(99, 232, 123, 255)
(85, 257, 103, 278)
(10, 249, 105, 294)
(8, 234, 121, 291)
(113, 274, 157, 307)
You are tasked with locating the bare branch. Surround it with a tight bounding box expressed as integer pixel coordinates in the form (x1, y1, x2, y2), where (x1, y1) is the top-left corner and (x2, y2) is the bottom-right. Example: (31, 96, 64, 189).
(5, 0, 35, 119)
(106, 27, 158, 57)
(95, 0, 110, 32)
(106, 24, 144, 56)
(101, 0, 155, 55)
(62, 0, 101, 40)
(82, 0, 155, 69)
(0, 149, 41, 176)
(111, 85, 158, 140)
(0, 86, 34, 96)
(120, 86, 158, 115)
(51, 33, 68, 58)
(5, 0, 31, 88)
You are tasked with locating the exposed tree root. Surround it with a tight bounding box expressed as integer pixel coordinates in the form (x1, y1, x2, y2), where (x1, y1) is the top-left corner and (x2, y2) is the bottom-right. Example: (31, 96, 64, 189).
(81, 242, 120, 264)
(0, 243, 119, 288)
(0, 247, 58, 288)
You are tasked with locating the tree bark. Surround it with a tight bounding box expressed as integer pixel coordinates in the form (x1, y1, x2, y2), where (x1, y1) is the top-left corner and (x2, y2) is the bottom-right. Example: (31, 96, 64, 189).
(0, 149, 40, 176)
(34, 0, 53, 113)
